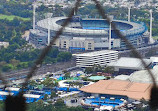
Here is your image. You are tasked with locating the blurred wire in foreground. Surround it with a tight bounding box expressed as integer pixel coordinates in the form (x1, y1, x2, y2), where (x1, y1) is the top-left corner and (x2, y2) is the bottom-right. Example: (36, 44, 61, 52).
(21, 0, 82, 91)
(92, 0, 158, 110)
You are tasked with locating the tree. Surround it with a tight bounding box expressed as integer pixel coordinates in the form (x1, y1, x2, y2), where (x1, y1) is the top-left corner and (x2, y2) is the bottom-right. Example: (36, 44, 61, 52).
(64, 72, 70, 79)
(62, 70, 68, 74)
(0, 61, 7, 67)
(85, 67, 93, 74)
(57, 52, 72, 62)
(54, 99, 65, 107)
(29, 80, 37, 86)
(9, 59, 20, 67)
(103, 66, 114, 74)
(41, 78, 53, 87)
(2, 64, 13, 72)
(44, 94, 49, 100)
(50, 91, 57, 99)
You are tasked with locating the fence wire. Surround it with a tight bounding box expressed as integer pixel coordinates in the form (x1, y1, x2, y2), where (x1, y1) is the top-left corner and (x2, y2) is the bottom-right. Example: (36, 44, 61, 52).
(1, 0, 158, 110)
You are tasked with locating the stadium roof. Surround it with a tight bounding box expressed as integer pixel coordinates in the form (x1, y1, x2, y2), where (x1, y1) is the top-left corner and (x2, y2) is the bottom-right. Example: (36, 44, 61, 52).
(37, 17, 143, 36)
(80, 79, 152, 100)
(37, 17, 108, 35)
(114, 75, 130, 80)
(129, 65, 158, 83)
(107, 57, 151, 70)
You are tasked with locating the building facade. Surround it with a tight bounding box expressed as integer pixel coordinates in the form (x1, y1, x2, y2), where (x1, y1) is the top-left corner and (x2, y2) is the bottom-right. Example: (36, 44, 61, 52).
(29, 16, 148, 50)
(74, 50, 118, 67)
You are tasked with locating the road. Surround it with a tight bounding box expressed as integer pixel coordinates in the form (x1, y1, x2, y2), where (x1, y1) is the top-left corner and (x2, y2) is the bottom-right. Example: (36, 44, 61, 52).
(2, 59, 76, 80)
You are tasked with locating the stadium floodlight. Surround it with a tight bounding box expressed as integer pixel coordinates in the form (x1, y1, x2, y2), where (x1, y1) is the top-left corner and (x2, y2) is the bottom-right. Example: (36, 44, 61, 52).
(46, 13, 53, 46)
(108, 15, 113, 50)
(32, 2, 42, 30)
(32, 2, 37, 30)
(128, 5, 131, 22)
(149, 9, 154, 44)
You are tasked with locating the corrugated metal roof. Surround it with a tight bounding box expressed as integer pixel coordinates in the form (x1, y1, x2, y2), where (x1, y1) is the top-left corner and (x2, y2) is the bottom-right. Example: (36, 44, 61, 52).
(80, 79, 152, 100)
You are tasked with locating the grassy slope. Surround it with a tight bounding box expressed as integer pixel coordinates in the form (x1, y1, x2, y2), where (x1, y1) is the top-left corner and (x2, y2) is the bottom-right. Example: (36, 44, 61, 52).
(0, 14, 30, 21)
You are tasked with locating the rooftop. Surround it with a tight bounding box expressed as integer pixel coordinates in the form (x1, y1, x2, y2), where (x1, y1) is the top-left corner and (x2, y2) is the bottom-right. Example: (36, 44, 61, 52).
(80, 79, 152, 100)
(23, 94, 41, 98)
(150, 56, 158, 63)
(0, 91, 13, 96)
(107, 57, 151, 70)
(37, 17, 144, 36)
(74, 50, 118, 57)
(129, 65, 158, 83)
(114, 75, 130, 81)
(88, 76, 106, 81)
(5, 87, 20, 91)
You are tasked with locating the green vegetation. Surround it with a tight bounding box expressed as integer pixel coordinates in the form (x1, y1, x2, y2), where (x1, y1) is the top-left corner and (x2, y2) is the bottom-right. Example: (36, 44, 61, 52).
(152, 36, 158, 40)
(0, 1, 72, 72)
(27, 99, 93, 111)
(0, 1, 32, 18)
(85, 64, 114, 74)
(0, 14, 30, 21)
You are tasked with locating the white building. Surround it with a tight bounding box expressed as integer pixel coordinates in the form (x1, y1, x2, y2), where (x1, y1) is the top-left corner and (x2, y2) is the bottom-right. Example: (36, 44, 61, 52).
(107, 57, 151, 71)
(74, 50, 118, 67)
(0, 42, 9, 49)
(150, 56, 158, 65)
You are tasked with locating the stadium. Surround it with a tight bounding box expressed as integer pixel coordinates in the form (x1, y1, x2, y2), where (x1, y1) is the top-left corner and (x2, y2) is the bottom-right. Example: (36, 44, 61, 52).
(29, 16, 148, 51)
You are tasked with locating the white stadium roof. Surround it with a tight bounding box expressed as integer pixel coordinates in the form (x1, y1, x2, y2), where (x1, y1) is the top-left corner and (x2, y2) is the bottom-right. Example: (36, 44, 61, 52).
(37, 17, 108, 35)
(128, 65, 158, 83)
(107, 57, 151, 70)
(114, 75, 130, 81)
(37, 17, 143, 36)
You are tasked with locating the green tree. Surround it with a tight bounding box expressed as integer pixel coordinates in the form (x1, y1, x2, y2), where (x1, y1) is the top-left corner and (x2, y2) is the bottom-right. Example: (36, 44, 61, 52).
(9, 59, 20, 67)
(50, 91, 57, 99)
(41, 77, 55, 87)
(85, 67, 93, 74)
(2, 64, 13, 72)
(44, 94, 49, 100)
(64, 72, 70, 79)
(103, 66, 114, 74)
(54, 99, 65, 107)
